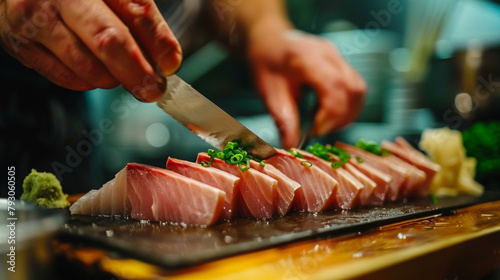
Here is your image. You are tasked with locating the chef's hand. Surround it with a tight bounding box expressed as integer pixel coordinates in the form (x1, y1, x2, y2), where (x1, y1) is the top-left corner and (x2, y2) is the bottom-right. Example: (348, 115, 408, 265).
(247, 21, 366, 149)
(0, 0, 182, 102)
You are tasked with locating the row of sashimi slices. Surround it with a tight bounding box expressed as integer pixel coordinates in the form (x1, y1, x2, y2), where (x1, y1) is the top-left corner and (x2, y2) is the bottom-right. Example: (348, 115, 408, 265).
(69, 137, 441, 226)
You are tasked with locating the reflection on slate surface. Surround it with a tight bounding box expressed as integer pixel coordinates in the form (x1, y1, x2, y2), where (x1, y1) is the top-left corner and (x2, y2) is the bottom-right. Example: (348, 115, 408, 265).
(62, 193, 500, 268)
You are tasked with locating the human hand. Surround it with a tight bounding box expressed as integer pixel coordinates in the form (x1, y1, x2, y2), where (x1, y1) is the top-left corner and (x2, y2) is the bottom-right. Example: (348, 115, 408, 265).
(248, 25, 366, 148)
(0, 0, 182, 102)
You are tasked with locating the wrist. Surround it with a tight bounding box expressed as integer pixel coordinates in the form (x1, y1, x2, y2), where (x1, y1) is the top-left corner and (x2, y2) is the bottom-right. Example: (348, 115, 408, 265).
(245, 16, 293, 46)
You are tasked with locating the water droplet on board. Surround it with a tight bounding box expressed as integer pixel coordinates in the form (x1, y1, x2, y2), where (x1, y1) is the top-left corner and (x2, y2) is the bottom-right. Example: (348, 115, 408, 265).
(479, 213, 498, 219)
(434, 222, 450, 227)
(352, 252, 362, 258)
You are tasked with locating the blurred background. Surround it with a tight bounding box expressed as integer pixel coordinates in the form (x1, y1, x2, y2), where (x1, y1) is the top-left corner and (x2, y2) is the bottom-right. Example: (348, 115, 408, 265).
(2, 0, 500, 195)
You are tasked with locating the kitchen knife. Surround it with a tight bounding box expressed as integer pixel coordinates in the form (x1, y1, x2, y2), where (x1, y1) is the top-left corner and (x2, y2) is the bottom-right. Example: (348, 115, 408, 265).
(157, 75, 277, 159)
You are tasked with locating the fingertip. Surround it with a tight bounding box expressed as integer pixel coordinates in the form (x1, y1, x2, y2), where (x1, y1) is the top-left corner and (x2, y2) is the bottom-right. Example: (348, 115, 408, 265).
(128, 75, 165, 102)
(356, 77, 368, 94)
(158, 46, 183, 76)
(312, 108, 338, 137)
(278, 119, 301, 149)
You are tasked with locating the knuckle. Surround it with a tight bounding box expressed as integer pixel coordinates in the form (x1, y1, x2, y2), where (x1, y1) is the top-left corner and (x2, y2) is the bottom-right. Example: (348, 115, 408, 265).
(67, 48, 119, 89)
(129, 0, 156, 23)
(6, 0, 30, 26)
(51, 67, 78, 86)
(94, 26, 129, 55)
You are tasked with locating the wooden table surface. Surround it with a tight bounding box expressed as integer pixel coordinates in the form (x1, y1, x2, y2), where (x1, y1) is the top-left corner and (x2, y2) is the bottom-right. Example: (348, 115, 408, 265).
(54, 199, 500, 280)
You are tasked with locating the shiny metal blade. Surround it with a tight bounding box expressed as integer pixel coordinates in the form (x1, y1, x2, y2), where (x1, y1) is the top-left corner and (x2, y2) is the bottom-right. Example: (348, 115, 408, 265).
(157, 75, 277, 159)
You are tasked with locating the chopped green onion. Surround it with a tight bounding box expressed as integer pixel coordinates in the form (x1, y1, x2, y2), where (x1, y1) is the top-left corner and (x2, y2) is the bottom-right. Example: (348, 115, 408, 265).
(229, 154, 244, 164)
(326, 146, 351, 163)
(201, 141, 255, 171)
(355, 156, 364, 163)
(260, 161, 265, 167)
(331, 162, 342, 169)
(355, 139, 391, 156)
(306, 143, 351, 169)
(238, 158, 250, 171)
(306, 143, 331, 161)
(287, 149, 304, 158)
(430, 193, 438, 205)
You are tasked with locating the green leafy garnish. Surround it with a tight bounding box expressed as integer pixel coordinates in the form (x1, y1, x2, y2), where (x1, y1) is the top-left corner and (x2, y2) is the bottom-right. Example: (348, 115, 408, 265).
(462, 121, 500, 189)
(306, 143, 351, 168)
(331, 162, 342, 169)
(306, 143, 332, 161)
(355, 139, 391, 156)
(287, 149, 304, 158)
(328, 145, 351, 164)
(355, 156, 364, 163)
(430, 193, 439, 205)
(202, 141, 254, 171)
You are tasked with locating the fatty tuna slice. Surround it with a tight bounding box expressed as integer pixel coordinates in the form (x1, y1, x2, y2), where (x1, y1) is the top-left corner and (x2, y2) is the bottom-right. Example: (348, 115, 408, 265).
(383, 137, 441, 196)
(70, 168, 130, 216)
(326, 153, 377, 206)
(346, 158, 390, 205)
(382, 153, 427, 198)
(336, 142, 406, 202)
(293, 149, 363, 209)
(126, 163, 225, 226)
(341, 161, 377, 206)
(250, 160, 301, 216)
(264, 149, 338, 212)
(196, 153, 278, 219)
(166, 157, 240, 220)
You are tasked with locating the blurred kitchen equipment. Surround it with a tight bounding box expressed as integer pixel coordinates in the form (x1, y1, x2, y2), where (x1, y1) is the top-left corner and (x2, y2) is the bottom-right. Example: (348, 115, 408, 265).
(419, 0, 500, 127)
(404, 0, 456, 83)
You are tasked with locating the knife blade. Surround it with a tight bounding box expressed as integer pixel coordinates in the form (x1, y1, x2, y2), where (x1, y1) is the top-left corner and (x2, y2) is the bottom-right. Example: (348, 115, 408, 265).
(157, 75, 277, 159)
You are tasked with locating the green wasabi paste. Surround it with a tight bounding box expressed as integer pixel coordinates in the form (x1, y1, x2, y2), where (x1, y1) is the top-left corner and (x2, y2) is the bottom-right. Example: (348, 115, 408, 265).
(21, 169, 70, 208)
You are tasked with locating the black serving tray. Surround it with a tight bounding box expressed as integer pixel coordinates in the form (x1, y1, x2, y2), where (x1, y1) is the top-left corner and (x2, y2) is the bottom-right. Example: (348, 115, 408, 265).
(61, 192, 500, 269)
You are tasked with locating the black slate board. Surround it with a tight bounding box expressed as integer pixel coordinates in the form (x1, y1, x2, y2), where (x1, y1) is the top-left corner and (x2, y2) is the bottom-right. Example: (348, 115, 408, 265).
(61, 192, 500, 269)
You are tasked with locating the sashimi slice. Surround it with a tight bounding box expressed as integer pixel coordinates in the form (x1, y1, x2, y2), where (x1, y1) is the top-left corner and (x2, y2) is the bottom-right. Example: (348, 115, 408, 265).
(341, 162, 377, 206)
(383, 137, 441, 196)
(126, 163, 225, 226)
(336, 142, 406, 202)
(327, 153, 377, 206)
(264, 149, 338, 212)
(70, 190, 99, 215)
(196, 153, 278, 219)
(166, 157, 240, 220)
(383, 154, 427, 198)
(346, 158, 390, 205)
(293, 149, 362, 209)
(91, 190, 103, 214)
(70, 168, 130, 216)
(250, 160, 301, 216)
